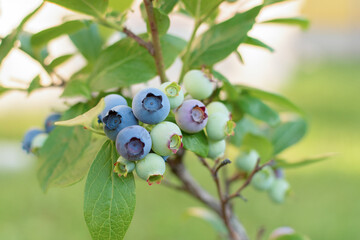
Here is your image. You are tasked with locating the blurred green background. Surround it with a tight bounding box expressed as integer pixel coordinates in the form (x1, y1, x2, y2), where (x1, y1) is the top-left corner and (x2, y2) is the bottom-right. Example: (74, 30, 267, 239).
(1, 59, 359, 240)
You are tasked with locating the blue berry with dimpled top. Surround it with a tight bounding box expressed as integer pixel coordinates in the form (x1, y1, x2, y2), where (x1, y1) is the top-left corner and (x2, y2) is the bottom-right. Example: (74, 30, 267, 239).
(103, 105, 138, 141)
(98, 94, 128, 123)
(116, 125, 152, 161)
(132, 88, 170, 124)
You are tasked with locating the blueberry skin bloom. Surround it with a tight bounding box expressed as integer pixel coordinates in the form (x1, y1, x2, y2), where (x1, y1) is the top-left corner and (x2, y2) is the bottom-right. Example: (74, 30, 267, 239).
(183, 70, 214, 100)
(251, 166, 275, 191)
(268, 178, 290, 204)
(22, 128, 44, 153)
(136, 153, 166, 185)
(44, 113, 61, 133)
(103, 106, 138, 141)
(132, 88, 170, 124)
(175, 99, 208, 133)
(116, 126, 152, 161)
(159, 82, 184, 109)
(99, 94, 128, 123)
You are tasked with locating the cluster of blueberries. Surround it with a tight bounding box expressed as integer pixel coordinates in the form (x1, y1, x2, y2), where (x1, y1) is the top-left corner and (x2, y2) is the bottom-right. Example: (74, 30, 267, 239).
(98, 70, 236, 185)
(22, 113, 61, 153)
(236, 150, 290, 203)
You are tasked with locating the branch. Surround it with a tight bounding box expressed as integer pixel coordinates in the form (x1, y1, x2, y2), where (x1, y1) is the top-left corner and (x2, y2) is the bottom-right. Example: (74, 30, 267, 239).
(143, 0, 168, 83)
(123, 27, 154, 55)
(226, 159, 275, 202)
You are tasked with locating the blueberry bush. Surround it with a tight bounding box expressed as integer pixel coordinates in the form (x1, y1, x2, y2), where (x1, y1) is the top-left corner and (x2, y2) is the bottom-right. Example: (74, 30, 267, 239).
(0, 0, 329, 239)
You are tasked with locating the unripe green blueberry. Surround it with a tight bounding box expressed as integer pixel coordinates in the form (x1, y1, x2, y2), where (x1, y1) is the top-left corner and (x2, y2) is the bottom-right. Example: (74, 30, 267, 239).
(268, 178, 290, 204)
(159, 82, 184, 109)
(251, 166, 275, 191)
(207, 101, 230, 117)
(235, 150, 259, 173)
(150, 121, 183, 156)
(136, 153, 166, 185)
(31, 133, 48, 152)
(114, 156, 135, 177)
(206, 113, 236, 141)
(183, 70, 214, 100)
(207, 139, 226, 159)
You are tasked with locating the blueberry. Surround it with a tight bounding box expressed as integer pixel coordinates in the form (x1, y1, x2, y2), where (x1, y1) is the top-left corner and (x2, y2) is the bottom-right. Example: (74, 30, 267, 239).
(207, 101, 230, 117)
(113, 156, 136, 177)
(150, 121, 183, 156)
(135, 153, 166, 185)
(183, 70, 214, 100)
(268, 178, 290, 204)
(175, 99, 208, 133)
(116, 126, 152, 161)
(22, 128, 44, 153)
(159, 82, 184, 109)
(251, 166, 275, 191)
(235, 150, 259, 173)
(98, 94, 128, 123)
(207, 139, 226, 159)
(132, 88, 170, 124)
(44, 113, 61, 133)
(206, 113, 236, 141)
(31, 133, 48, 152)
(103, 105, 138, 141)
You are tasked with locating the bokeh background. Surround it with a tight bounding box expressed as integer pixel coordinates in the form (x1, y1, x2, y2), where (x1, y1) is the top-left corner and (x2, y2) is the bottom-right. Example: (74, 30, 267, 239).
(0, 0, 359, 239)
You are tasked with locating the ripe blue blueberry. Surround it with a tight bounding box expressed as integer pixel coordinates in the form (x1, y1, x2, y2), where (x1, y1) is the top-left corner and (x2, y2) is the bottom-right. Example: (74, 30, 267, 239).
(207, 139, 226, 159)
(159, 82, 184, 109)
(98, 94, 128, 123)
(132, 88, 170, 124)
(268, 178, 290, 204)
(44, 113, 61, 133)
(116, 125, 152, 161)
(235, 150, 259, 173)
(175, 99, 208, 133)
(183, 70, 214, 100)
(103, 106, 138, 141)
(206, 113, 236, 141)
(22, 128, 44, 153)
(251, 166, 275, 191)
(150, 121, 183, 156)
(113, 156, 135, 177)
(135, 153, 166, 185)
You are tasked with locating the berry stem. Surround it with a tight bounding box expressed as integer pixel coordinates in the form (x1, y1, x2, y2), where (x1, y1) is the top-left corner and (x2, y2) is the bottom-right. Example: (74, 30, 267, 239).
(143, 0, 168, 84)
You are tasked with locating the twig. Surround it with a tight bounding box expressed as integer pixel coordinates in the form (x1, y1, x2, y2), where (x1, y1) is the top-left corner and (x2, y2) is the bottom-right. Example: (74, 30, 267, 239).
(162, 179, 185, 191)
(143, 0, 168, 83)
(226, 159, 275, 202)
(123, 27, 154, 55)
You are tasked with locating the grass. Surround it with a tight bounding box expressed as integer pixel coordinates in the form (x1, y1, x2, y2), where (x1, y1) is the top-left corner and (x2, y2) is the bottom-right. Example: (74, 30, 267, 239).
(0, 59, 359, 239)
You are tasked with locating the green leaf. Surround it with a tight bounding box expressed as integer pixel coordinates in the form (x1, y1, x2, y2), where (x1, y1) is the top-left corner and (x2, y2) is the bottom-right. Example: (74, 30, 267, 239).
(180, 0, 219, 19)
(61, 79, 92, 99)
(276, 233, 310, 240)
(242, 133, 273, 162)
(52, 136, 106, 187)
(182, 131, 209, 157)
(261, 17, 310, 30)
(109, 0, 134, 12)
(38, 103, 92, 191)
(0, 3, 44, 65)
(69, 23, 103, 63)
(186, 207, 227, 238)
(27, 75, 42, 95)
(269, 119, 307, 154)
(84, 140, 136, 240)
(55, 98, 104, 128)
(264, 0, 289, 6)
(238, 95, 280, 126)
(0, 86, 11, 97)
(150, 8, 170, 36)
(45, 0, 109, 17)
(47, 54, 74, 69)
(275, 153, 335, 169)
(158, 0, 179, 14)
(31, 20, 86, 48)
(88, 34, 186, 91)
(188, 5, 262, 67)
(212, 70, 239, 101)
(244, 36, 274, 52)
(236, 84, 304, 116)
(230, 117, 263, 146)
